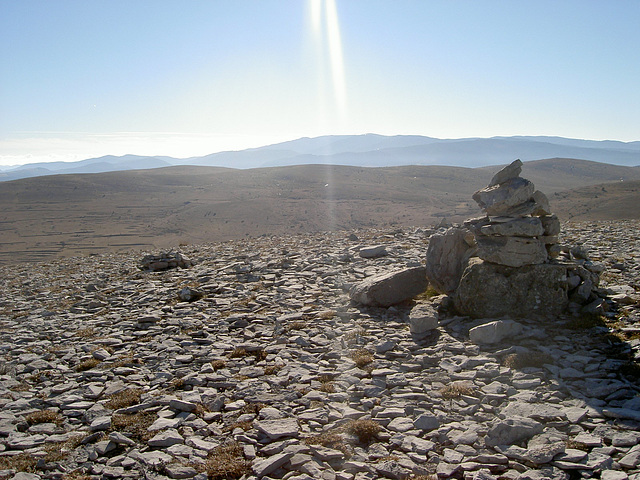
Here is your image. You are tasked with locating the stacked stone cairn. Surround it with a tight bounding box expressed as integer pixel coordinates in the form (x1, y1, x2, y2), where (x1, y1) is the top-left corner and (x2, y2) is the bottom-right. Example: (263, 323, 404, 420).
(426, 159, 604, 320)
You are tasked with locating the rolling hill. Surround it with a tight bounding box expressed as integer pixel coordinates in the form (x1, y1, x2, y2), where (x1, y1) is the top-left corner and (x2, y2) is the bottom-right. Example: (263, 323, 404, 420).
(1, 158, 639, 265)
(2, 134, 639, 182)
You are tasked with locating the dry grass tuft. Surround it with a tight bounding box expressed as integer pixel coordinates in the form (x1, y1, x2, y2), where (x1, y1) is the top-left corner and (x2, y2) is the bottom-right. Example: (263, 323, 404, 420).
(344, 419, 381, 444)
(440, 382, 474, 400)
(0, 453, 38, 473)
(111, 411, 156, 442)
(62, 469, 92, 480)
(26, 409, 63, 426)
(304, 431, 351, 456)
(75, 358, 101, 372)
(75, 327, 96, 338)
(241, 403, 266, 415)
(229, 347, 268, 361)
(566, 314, 607, 330)
(415, 285, 441, 300)
(287, 320, 308, 331)
(318, 374, 336, 393)
(202, 441, 250, 480)
(222, 420, 253, 433)
(503, 352, 554, 369)
(264, 364, 282, 375)
(344, 327, 366, 342)
(105, 388, 143, 410)
(211, 359, 227, 370)
(350, 348, 374, 368)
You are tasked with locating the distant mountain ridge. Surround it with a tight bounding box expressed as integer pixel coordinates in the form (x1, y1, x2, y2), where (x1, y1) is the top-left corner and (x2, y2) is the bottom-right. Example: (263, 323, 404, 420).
(1, 134, 639, 182)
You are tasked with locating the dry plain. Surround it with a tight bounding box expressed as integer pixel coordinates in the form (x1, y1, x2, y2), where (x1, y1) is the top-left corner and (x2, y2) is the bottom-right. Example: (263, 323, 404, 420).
(1, 158, 639, 265)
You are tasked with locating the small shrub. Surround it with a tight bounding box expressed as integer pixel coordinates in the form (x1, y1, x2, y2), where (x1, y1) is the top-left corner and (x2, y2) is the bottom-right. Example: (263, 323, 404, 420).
(619, 362, 640, 380)
(566, 314, 606, 330)
(229, 347, 267, 361)
(287, 320, 307, 331)
(75, 358, 101, 372)
(26, 409, 63, 426)
(222, 420, 253, 432)
(105, 388, 143, 410)
(345, 419, 381, 444)
(111, 411, 156, 442)
(304, 431, 350, 456)
(211, 359, 227, 370)
(75, 327, 96, 338)
(503, 352, 554, 369)
(344, 327, 366, 342)
(241, 403, 265, 415)
(264, 364, 282, 375)
(350, 348, 374, 368)
(203, 441, 250, 480)
(0, 453, 37, 473)
(440, 382, 474, 400)
(318, 374, 336, 393)
(415, 285, 441, 300)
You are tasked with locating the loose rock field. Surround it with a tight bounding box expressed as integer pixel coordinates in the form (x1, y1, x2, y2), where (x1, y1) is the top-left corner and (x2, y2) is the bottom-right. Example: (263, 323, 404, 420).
(1, 221, 639, 480)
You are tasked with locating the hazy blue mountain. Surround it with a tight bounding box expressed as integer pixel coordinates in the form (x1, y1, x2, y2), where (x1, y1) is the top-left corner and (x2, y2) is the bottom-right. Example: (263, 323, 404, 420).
(1, 155, 174, 181)
(2, 134, 639, 181)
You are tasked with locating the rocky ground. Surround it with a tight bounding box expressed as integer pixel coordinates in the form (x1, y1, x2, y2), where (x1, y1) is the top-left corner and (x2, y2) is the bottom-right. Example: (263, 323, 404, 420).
(0, 220, 639, 480)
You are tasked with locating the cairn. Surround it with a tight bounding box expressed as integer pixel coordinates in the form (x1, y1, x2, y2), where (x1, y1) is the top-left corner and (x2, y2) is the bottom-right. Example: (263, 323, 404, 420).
(426, 159, 604, 319)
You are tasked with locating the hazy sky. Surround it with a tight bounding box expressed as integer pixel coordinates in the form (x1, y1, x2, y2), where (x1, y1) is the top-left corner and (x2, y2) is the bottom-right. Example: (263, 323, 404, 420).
(1, 0, 639, 166)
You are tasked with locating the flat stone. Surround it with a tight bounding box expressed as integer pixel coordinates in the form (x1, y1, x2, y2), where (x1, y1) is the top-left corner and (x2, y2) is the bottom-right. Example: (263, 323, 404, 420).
(147, 428, 184, 447)
(350, 266, 428, 307)
(252, 452, 293, 477)
(476, 235, 547, 267)
(254, 418, 299, 439)
(469, 319, 523, 344)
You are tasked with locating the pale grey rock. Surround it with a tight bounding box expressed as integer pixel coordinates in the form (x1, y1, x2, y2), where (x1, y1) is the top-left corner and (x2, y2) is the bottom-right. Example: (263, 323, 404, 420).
(426, 227, 475, 294)
(255, 418, 299, 439)
(485, 416, 544, 447)
(469, 319, 523, 344)
(413, 413, 439, 431)
(540, 215, 561, 236)
(531, 190, 551, 216)
(374, 460, 410, 480)
(170, 398, 197, 412)
(473, 177, 535, 216)
(349, 266, 428, 307)
(252, 452, 293, 477)
(109, 431, 136, 446)
(454, 259, 568, 318)
(147, 428, 184, 447)
(408, 303, 438, 334)
(89, 415, 112, 431)
(600, 471, 628, 480)
(479, 217, 544, 237)
(619, 445, 640, 469)
(164, 464, 199, 479)
(359, 245, 388, 259)
(489, 160, 523, 187)
(476, 235, 547, 267)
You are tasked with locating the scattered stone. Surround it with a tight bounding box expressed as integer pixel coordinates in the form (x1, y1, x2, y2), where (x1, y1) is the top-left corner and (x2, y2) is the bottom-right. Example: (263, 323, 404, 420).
(349, 266, 427, 307)
(0, 221, 637, 480)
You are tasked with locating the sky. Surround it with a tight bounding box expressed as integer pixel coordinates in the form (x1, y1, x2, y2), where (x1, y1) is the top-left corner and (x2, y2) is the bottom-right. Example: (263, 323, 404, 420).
(1, 0, 639, 167)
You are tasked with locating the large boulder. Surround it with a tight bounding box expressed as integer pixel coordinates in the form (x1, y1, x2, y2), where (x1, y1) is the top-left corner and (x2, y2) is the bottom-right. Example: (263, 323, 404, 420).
(453, 258, 568, 318)
(350, 266, 428, 307)
(425, 227, 475, 294)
